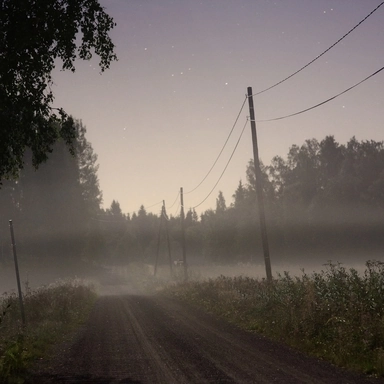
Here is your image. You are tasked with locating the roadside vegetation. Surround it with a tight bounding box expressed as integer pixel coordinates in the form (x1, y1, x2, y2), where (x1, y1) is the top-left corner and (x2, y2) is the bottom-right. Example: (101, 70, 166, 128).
(0, 280, 96, 383)
(164, 260, 384, 377)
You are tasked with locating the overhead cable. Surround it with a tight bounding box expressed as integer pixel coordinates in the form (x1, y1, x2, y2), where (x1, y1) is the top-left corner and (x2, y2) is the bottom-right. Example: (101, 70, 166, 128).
(257, 65, 384, 122)
(166, 191, 180, 210)
(145, 200, 163, 209)
(123, 200, 163, 218)
(252, 1, 384, 97)
(162, 209, 170, 221)
(192, 118, 249, 209)
(185, 96, 248, 194)
(173, 201, 180, 217)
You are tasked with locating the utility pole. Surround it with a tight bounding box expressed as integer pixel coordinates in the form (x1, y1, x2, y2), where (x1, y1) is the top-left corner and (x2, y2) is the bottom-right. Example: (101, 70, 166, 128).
(180, 187, 188, 281)
(154, 201, 173, 277)
(154, 206, 163, 277)
(247, 87, 272, 282)
(162, 201, 173, 276)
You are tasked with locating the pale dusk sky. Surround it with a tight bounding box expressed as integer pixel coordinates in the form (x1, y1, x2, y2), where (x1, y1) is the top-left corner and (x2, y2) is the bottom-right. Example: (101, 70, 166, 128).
(51, 0, 383, 216)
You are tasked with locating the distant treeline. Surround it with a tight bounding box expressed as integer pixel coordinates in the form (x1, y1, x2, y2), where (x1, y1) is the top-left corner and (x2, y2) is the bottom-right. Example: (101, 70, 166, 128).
(1, 133, 384, 267)
(184, 135, 384, 264)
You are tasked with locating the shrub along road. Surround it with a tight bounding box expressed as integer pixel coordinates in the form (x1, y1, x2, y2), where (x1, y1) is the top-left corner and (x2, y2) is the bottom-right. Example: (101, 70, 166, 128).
(29, 295, 384, 384)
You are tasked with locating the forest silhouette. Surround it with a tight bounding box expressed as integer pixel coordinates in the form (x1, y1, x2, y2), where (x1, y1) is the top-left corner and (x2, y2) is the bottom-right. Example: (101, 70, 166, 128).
(1, 131, 384, 270)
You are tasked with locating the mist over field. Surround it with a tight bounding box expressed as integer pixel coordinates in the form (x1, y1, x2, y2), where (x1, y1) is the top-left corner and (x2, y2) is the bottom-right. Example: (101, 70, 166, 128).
(1, 134, 384, 296)
(2, 2, 384, 382)
(1, 0, 384, 301)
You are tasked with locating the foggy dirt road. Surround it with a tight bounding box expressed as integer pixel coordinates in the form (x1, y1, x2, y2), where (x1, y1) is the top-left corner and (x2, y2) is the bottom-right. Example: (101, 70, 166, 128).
(29, 295, 384, 384)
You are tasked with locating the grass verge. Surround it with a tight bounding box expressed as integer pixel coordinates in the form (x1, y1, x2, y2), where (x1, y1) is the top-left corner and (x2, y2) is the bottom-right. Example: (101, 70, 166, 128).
(0, 279, 97, 383)
(163, 260, 384, 377)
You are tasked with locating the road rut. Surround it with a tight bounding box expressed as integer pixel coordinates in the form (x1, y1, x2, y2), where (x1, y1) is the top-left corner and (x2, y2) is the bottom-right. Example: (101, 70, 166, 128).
(29, 295, 384, 383)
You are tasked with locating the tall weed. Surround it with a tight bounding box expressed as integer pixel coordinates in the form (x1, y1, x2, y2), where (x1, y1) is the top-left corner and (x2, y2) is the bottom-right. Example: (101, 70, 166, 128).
(0, 279, 96, 383)
(165, 261, 384, 376)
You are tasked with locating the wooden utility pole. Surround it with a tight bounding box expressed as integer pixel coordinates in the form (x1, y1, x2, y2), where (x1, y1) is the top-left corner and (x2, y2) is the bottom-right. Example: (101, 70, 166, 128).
(154, 201, 173, 277)
(9, 220, 26, 325)
(154, 207, 163, 276)
(162, 201, 173, 276)
(247, 87, 272, 282)
(180, 187, 188, 281)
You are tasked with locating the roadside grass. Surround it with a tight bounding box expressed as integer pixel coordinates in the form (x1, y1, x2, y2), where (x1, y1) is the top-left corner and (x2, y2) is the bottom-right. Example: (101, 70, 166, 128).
(163, 260, 384, 377)
(0, 279, 97, 383)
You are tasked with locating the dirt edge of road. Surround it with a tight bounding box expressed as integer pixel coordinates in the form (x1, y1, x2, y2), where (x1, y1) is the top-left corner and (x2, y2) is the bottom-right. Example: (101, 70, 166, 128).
(27, 294, 384, 384)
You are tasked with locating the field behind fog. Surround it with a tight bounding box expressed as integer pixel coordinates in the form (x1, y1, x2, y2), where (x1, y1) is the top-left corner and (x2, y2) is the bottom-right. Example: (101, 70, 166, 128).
(2, 134, 384, 297)
(1, 247, 382, 297)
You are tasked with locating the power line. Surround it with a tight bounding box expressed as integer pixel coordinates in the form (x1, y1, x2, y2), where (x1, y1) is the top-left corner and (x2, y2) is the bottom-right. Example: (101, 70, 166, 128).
(121, 200, 163, 219)
(98, 97, 247, 217)
(192, 117, 249, 209)
(252, 1, 384, 97)
(166, 191, 180, 210)
(256, 65, 384, 123)
(145, 200, 163, 209)
(162, 209, 170, 221)
(185, 96, 248, 194)
(173, 201, 180, 217)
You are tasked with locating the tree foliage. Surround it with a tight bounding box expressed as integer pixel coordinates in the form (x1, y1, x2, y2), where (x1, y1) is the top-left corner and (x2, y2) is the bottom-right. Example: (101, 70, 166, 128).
(0, 0, 117, 180)
(75, 120, 103, 215)
(2, 133, 383, 268)
(0, 118, 103, 264)
(185, 135, 384, 264)
(97, 135, 384, 267)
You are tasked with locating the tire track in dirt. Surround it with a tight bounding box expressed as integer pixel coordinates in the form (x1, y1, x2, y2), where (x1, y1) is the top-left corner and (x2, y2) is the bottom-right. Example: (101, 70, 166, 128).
(28, 295, 384, 384)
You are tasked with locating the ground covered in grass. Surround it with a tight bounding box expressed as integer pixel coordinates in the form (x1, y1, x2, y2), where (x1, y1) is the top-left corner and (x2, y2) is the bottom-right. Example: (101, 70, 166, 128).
(0, 279, 96, 383)
(164, 261, 384, 377)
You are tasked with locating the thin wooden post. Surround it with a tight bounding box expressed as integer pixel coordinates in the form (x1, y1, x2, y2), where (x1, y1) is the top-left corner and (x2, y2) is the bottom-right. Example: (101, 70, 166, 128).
(154, 207, 164, 276)
(180, 187, 188, 281)
(9, 220, 26, 325)
(162, 201, 173, 276)
(247, 87, 272, 282)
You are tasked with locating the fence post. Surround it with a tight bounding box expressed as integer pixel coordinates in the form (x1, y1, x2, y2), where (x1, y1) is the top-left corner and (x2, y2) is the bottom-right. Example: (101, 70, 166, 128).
(9, 220, 26, 326)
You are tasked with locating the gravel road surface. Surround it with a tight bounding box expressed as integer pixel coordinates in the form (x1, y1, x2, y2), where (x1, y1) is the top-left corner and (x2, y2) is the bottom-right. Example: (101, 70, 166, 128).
(28, 294, 384, 383)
